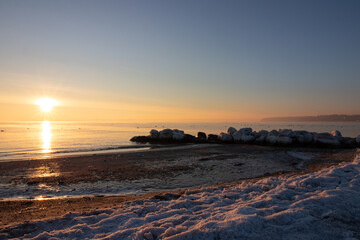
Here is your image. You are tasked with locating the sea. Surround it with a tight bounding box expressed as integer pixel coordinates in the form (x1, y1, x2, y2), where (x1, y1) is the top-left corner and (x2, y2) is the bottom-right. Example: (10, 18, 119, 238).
(1, 121, 360, 162)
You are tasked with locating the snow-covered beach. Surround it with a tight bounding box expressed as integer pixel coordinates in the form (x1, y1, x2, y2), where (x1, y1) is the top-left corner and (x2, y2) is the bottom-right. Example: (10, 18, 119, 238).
(1, 149, 359, 239)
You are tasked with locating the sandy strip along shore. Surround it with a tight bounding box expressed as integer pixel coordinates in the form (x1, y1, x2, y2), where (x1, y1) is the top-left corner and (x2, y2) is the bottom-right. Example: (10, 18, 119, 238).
(0, 144, 355, 228)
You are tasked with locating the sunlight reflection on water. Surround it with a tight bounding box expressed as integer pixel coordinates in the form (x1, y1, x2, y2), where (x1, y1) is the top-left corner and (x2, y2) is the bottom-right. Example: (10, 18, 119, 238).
(41, 121, 52, 153)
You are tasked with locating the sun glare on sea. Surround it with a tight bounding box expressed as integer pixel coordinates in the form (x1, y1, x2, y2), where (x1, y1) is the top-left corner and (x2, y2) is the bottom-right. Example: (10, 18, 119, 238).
(41, 121, 52, 153)
(35, 98, 58, 112)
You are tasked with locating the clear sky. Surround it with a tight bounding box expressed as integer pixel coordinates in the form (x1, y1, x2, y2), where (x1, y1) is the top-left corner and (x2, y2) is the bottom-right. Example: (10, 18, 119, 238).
(0, 0, 359, 122)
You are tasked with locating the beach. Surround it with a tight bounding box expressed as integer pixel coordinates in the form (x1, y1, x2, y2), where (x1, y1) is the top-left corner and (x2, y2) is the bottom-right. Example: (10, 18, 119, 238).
(0, 144, 356, 237)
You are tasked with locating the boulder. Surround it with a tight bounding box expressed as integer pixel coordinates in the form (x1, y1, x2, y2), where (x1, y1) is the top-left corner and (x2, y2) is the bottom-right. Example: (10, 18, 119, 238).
(277, 136, 293, 145)
(219, 132, 233, 142)
(259, 130, 269, 136)
(255, 134, 266, 143)
(130, 136, 150, 142)
(255, 130, 269, 143)
(266, 130, 279, 144)
(314, 133, 341, 146)
(159, 129, 173, 139)
(341, 137, 356, 147)
(240, 134, 255, 143)
(208, 134, 219, 142)
(239, 128, 253, 135)
(173, 129, 185, 134)
(294, 131, 313, 144)
(150, 129, 159, 138)
(277, 129, 294, 145)
(331, 130, 342, 140)
(279, 129, 295, 137)
(172, 132, 185, 140)
(227, 127, 237, 136)
(232, 131, 243, 141)
(197, 132, 207, 141)
(183, 134, 196, 142)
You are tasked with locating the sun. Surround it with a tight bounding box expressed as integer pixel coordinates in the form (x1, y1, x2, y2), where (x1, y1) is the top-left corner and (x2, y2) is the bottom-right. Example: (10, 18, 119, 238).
(35, 98, 59, 112)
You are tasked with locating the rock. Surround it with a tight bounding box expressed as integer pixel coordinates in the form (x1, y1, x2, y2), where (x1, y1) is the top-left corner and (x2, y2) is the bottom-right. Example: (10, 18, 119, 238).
(208, 134, 219, 142)
(219, 132, 232, 142)
(227, 127, 237, 136)
(279, 129, 295, 137)
(331, 130, 342, 140)
(277, 136, 293, 145)
(233, 128, 254, 142)
(173, 129, 185, 134)
(294, 131, 313, 144)
(150, 129, 159, 138)
(239, 128, 253, 135)
(277, 129, 294, 145)
(159, 129, 173, 139)
(259, 130, 269, 135)
(232, 131, 243, 141)
(197, 132, 207, 141)
(341, 137, 356, 147)
(266, 130, 279, 144)
(356, 135, 360, 144)
(314, 133, 341, 146)
(240, 134, 255, 143)
(130, 136, 150, 142)
(255, 134, 266, 143)
(172, 132, 185, 140)
(183, 134, 196, 142)
(254, 130, 268, 143)
(255, 130, 269, 143)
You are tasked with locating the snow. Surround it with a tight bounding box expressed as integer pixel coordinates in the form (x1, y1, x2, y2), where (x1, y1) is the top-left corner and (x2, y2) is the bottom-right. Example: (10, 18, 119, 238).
(219, 132, 232, 142)
(4, 154, 360, 239)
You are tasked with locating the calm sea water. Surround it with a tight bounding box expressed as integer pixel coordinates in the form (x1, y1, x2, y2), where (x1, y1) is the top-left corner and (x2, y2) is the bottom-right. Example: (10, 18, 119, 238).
(0, 121, 360, 162)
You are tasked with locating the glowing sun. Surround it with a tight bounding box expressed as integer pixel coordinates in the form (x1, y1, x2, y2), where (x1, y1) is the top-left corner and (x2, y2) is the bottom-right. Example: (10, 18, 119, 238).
(35, 98, 58, 112)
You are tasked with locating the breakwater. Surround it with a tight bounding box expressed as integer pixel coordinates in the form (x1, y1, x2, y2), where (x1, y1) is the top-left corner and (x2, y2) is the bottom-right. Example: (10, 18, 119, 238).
(131, 127, 360, 148)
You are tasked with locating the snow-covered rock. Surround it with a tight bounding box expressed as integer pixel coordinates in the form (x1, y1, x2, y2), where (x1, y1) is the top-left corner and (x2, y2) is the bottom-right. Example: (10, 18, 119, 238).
(279, 129, 295, 137)
(331, 130, 342, 140)
(277, 136, 292, 145)
(173, 129, 184, 135)
(159, 129, 173, 139)
(232, 130, 243, 141)
(266, 130, 279, 144)
(255, 134, 266, 143)
(150, 129, 159, 138)
(172, 132, 185, 140)
(239, 127, 252, 135)
(294, 131, 313, 144)
(8, 155, 360, 240)
(254, 130, 268, 143)
(314, 133, 341, 146)
(233, 129, 255, 143)
(219, 132, 232, 142)
(240, 134, 255, 143)
(277, 129, 294, 145)
(227, 127, 237, 136)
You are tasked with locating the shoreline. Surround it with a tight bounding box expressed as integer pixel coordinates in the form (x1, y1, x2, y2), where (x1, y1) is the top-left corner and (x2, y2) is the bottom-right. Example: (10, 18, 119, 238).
(0, 144, 356, 229)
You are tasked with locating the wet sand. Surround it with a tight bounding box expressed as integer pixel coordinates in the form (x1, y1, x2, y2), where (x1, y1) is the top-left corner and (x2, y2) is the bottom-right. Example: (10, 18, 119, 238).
(0, 144, 356, 228)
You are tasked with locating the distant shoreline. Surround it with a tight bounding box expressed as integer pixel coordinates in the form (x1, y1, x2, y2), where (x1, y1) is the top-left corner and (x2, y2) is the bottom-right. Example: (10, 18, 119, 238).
(261, 114, 360, 123)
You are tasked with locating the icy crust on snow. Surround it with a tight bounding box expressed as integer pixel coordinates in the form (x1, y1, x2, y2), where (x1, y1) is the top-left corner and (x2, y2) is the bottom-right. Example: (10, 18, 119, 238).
(6, 155, 360, 239)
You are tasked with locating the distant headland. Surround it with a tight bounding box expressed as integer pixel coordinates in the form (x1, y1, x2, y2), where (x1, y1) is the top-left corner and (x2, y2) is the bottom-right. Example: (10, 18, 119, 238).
(261, 114, 360, 123)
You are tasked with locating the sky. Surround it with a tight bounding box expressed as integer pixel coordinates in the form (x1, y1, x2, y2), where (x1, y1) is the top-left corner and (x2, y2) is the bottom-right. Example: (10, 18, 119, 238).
(0, 0, 359, 122)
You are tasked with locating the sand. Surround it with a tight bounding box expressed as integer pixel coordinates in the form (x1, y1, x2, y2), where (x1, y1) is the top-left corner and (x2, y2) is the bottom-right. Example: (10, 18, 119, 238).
(0, 144, 355, 229)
